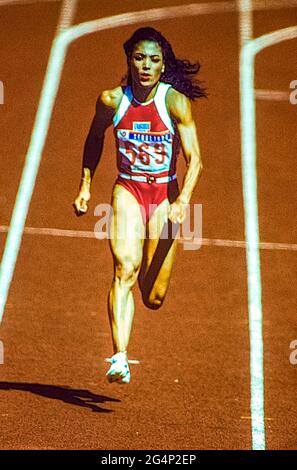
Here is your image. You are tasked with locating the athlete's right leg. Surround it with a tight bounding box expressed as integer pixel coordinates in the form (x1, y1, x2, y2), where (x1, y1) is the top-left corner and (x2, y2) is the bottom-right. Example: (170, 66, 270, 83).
(108, 183, 145, 356)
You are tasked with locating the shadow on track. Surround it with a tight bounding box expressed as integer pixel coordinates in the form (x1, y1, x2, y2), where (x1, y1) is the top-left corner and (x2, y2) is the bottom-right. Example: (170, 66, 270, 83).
(0, 382, 120, 413)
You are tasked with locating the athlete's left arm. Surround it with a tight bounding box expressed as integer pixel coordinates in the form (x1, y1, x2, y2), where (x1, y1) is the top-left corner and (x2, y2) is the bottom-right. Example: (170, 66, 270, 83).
(167, 90, 203, 223)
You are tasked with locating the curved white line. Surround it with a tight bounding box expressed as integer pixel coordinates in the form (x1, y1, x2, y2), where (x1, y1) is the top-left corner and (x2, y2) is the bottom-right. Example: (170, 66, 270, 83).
(249, 25, 297, 54)
(240, 22, 297, 451)
(58, 2, 236, 47)
(0, 0, 78, 322)
(1, 0, 297, 10)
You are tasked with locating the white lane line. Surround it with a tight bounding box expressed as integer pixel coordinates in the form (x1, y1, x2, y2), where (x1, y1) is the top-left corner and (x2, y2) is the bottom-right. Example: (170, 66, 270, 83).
(1, 226, 296, 252)
(255, 89, 291, 101)
(0, 0, 78, 323)
(44, 1, 297, 53)
(0, 0, 59, 5)
(250, 26, 297, 54)
(253, 0, 297, 9)
(238, 0, 253, 48)
(239, 0, 266, 451)
(239, 16, 297, 454)
(1, 0, 297, 10)
(200, 237, 297, 251)
(58, 0, 77, 30)
(104, 358, 140, 365)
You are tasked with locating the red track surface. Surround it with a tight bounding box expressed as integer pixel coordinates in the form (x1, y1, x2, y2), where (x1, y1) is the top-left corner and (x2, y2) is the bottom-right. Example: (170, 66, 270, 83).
(0, 0, 296, 449)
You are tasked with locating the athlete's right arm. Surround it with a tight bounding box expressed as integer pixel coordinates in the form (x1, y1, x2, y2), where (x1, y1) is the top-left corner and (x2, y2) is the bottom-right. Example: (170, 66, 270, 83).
(73, 88, 122, 216)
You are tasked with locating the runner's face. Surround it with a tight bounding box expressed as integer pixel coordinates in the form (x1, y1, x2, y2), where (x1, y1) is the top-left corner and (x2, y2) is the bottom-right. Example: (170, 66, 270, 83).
(130, 40, 164, 88)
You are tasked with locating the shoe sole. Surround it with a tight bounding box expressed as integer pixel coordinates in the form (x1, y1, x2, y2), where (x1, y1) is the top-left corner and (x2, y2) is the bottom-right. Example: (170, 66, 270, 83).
(107, 372, 131, 384)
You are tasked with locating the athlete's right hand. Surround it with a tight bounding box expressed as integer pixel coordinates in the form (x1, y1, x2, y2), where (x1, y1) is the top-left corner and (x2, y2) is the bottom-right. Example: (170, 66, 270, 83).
(73, 188, 90, 216)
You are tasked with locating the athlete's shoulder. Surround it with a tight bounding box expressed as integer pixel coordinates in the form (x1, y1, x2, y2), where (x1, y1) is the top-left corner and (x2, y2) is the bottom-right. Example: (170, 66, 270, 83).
(99, 86, 124, 111)
(166, 87, 191, 123)
(166, 87, 190, 107)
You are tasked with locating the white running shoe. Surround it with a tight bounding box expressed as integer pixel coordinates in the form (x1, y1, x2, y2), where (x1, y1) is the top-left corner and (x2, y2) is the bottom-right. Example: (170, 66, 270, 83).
(106, 352, 131, 384)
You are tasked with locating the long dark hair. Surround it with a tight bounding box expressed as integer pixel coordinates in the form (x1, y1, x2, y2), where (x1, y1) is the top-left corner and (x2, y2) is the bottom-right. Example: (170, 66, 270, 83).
(123, 27, 207, 101)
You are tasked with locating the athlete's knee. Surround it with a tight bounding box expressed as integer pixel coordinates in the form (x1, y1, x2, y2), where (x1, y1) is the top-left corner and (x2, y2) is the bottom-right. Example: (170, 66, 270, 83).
(115, 260, 139, 286)
(143, 292, 164, 310)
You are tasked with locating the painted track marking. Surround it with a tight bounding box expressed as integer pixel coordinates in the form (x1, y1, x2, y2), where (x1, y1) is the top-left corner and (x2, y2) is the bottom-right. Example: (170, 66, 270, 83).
(1, 225, 297, 252)
(0, 0, 78, 321)
(0, 0, 296, 450)
(239, 0, 297, 449)
(239, 0, 265, 450)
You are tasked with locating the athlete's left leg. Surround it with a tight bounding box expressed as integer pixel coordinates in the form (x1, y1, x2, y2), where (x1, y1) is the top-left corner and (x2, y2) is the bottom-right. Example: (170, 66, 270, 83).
(139, 198, 179, 309)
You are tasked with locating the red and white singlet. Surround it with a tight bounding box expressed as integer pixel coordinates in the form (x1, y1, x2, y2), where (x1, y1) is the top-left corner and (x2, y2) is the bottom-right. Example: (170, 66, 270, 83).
(113, 82, 180, 179)
(113, 82, 180, 223)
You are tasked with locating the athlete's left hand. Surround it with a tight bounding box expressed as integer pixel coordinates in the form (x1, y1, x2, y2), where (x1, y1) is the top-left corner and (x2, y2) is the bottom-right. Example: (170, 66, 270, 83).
(168, 199, 188, 224)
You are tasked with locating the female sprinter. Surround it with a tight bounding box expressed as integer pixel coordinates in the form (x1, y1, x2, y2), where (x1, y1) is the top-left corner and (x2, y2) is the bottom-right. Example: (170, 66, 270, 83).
(73, 27, 205, 384)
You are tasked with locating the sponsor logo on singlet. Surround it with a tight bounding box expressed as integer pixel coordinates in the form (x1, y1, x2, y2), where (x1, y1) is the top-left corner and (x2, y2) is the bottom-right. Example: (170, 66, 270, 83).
(133, 122, 151, 132)
(128, 132, 172, 143)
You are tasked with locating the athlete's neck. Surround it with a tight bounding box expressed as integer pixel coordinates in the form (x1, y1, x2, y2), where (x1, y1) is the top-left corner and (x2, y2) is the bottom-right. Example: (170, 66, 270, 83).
(131, 81, 160, 103)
